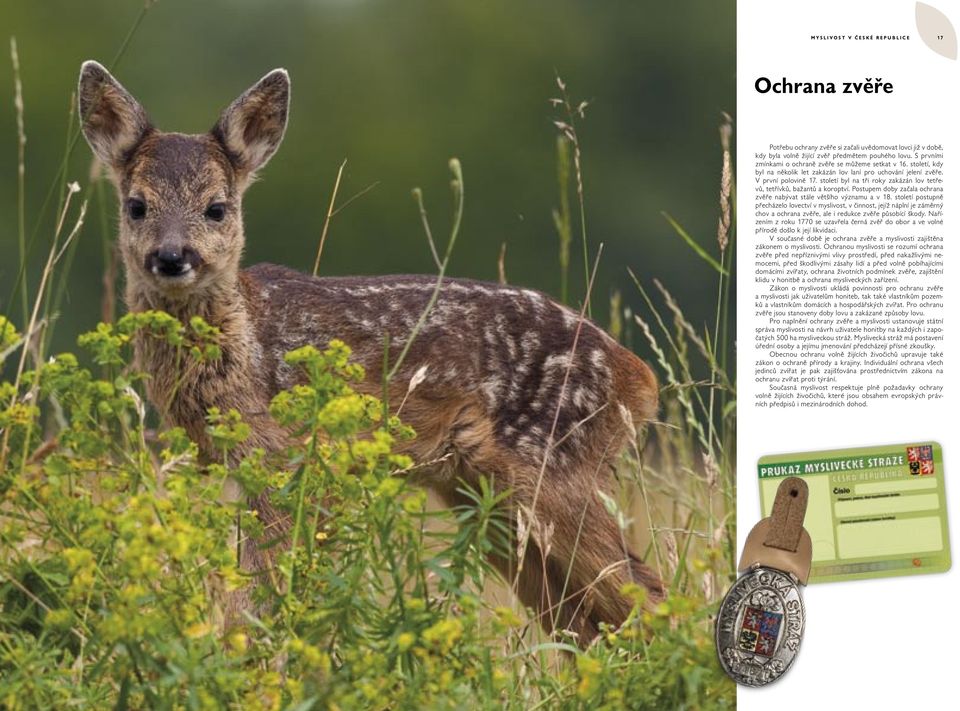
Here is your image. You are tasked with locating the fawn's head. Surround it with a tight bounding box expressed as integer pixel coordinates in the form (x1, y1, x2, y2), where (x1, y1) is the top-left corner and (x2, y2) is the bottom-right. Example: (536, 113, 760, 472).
(78, 61, 289, 300)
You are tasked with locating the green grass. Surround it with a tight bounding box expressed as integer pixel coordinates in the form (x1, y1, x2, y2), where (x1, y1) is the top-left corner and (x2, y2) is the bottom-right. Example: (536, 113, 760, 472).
(0, 14, 736, 708)
(0, 313, 735, 710)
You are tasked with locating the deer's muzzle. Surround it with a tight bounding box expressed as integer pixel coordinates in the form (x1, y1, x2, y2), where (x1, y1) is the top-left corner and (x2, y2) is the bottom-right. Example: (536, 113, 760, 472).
(146, 245, 202, 278)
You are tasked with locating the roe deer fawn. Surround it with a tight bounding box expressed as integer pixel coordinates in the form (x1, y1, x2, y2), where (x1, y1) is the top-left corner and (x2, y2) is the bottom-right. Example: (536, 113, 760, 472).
(77, 61, 664, 644)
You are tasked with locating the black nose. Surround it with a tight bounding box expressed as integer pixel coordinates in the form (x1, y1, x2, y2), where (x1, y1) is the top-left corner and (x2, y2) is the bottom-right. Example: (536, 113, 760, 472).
(148, 247, 195, 276)
(158, 248, 183, 267)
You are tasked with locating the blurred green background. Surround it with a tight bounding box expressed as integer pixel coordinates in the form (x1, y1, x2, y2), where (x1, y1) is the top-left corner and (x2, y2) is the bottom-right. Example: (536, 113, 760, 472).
(0, 0, 734, 359)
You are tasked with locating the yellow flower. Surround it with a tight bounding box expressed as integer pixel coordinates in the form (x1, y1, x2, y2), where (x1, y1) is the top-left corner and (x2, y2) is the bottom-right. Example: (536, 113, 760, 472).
(402, 490, 427, 513)
(185, 622, 212, 639)
(577, 656, 603, 698)
(45, 608, 73, 629)
(375, 476, 403, 498)
(422, 618, 463, 652)
(397, 632, 416, 651)
(493, 606, 523, 629)
(302, 643, 325, 667)
(228, 632, 248, 653)
(0, 316, 19, 349)
(620, 582, 648, 608)
(406, 598, 426, 612)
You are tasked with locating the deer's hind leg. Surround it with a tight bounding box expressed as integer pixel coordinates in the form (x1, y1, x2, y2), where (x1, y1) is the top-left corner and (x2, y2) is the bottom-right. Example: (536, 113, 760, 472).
(442, 455, 664, 647)
(433, 477, 602, 644)
(418, 398, 664, 645)
(541, 479, 665, 639)
(514, 464, 665, 643)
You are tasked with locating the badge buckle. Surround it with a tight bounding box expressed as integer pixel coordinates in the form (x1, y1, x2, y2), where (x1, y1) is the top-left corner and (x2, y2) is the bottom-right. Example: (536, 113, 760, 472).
(716, 477, 811, 687)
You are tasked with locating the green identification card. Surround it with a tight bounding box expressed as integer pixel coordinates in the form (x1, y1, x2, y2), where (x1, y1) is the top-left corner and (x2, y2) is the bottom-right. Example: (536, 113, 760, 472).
(758, 443, 951, 583)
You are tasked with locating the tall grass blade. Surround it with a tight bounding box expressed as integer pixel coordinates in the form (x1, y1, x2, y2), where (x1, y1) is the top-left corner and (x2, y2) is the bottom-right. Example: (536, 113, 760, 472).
(660, 211, 728, 276)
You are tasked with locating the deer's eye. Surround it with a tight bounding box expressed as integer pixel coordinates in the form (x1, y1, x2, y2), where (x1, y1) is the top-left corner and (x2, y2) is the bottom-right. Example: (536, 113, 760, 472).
(126, 198, 147, 221)
(205, 203, 227, 222)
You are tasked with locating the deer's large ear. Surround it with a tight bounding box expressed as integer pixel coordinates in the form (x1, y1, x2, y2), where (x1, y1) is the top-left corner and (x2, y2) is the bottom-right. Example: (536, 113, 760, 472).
(78, 61, 151, 168)
(213, 69, 289, 177)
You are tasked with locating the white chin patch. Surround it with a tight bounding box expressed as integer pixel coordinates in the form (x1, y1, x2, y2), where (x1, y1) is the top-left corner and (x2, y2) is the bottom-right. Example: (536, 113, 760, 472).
(153, 264, 193, 279)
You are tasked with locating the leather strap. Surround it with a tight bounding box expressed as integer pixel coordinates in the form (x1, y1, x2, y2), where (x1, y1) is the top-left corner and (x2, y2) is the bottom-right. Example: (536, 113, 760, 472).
(764, 477, 809, 552)
(738, 477, 813, 584)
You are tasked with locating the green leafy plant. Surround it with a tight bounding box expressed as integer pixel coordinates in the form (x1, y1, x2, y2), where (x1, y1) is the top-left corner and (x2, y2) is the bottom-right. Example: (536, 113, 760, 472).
(1, 310, 734, 709)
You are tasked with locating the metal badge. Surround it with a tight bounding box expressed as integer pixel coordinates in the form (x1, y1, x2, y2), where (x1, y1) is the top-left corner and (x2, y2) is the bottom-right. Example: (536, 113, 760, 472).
(716, 565, 805, 687)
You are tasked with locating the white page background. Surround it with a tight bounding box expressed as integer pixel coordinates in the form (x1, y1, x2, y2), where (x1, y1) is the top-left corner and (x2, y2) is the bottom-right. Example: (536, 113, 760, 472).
(738, 1, 959, 707)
